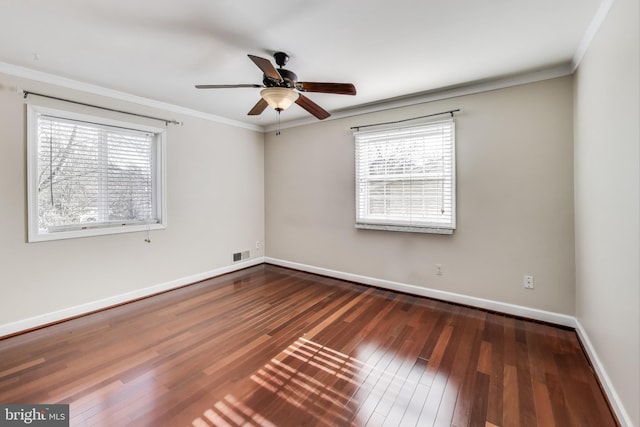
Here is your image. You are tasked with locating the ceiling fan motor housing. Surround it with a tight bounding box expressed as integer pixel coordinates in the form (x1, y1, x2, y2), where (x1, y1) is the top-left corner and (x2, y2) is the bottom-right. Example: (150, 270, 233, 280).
(263, 68, 298, 88)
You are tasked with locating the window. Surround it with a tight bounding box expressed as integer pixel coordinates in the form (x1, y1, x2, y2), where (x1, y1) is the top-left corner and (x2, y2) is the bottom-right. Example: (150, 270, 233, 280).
(355, 118, 455, 234)
(27, 105, 166, 242)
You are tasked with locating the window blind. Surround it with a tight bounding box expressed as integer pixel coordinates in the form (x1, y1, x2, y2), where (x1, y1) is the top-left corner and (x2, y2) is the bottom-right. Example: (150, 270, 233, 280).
(355, 118, 456, 233)
(36, 114, 158, 232)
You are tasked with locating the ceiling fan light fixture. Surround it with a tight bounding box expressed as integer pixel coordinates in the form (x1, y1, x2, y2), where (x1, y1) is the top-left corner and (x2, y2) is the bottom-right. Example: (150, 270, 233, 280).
(260, 87, 299, 111)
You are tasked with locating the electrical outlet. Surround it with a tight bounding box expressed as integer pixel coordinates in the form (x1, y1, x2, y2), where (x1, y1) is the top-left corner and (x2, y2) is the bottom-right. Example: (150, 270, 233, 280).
(523, 275, 534, 289)
(436, 264, 443, 276)
(256, 240, 261, 250)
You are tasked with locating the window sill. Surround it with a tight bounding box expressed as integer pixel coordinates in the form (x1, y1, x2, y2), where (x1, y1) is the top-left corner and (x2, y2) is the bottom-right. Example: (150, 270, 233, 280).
(355, 223, 454, 235)
(28, 222, 166, 243)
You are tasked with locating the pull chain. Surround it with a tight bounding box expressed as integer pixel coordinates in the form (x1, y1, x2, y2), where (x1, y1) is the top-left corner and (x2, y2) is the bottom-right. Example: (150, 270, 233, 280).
(276, 109, 281, 136)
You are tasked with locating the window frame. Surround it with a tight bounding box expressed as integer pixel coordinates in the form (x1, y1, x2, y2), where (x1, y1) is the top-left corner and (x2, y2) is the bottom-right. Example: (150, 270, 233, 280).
(354, 118, 456, 234)
(26, 104, 167, 242)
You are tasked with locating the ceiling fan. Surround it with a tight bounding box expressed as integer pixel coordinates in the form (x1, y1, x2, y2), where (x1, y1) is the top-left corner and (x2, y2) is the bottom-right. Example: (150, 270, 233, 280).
(195, 51, 356, 120)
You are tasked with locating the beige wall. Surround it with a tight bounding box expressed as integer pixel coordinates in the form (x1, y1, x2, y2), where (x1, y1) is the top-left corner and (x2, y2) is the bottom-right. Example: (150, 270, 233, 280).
(574, 0, 640, 424)
(0, 11, 635, 421)
(0, 73, 265, 327)
(265, 77, 575, 314)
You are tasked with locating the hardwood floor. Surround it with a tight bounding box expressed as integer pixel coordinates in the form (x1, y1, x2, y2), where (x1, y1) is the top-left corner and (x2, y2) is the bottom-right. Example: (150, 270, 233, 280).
(0, 264, 617, 426)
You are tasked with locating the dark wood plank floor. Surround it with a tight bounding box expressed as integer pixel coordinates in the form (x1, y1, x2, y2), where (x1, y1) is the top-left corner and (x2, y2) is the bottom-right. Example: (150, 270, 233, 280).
(0, 264, 617, 427)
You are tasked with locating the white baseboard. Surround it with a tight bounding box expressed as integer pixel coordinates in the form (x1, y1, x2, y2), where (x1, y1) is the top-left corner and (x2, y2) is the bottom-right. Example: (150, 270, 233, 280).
(266, 257, 637, 426)
(265, 257, 576, 327)
(2, 256, 630, 426)
(0, 257, 265, 338)
(1, 255, 574, 335)
(575, 320, 634, 427)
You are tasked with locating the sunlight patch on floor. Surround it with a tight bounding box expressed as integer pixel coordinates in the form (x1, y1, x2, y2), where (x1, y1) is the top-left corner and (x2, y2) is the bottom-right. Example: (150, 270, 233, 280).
(191, 336, 443, 426)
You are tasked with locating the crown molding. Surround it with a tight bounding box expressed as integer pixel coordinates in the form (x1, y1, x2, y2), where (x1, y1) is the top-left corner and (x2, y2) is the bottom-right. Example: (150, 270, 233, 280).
(2, 15, 602, 138)
(0, 61, 263, 132)
(265, 63, 574, 133)
(1, 0, 612, 135)
(572, 0, 616, 71)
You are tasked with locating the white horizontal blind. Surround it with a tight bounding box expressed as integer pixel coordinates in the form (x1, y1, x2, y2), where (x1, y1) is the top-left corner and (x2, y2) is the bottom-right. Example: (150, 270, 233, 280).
(355, 119, 455, 232)
(36, 115, 158, 232)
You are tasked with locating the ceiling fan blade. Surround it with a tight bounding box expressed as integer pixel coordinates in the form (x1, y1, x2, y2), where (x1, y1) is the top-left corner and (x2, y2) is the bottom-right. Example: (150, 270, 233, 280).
(247, 98, 269, 116)
(195, 84, 262, 89)
(296, 82, 356, 95)
(248, 54, 283, 82)
(295, 94, 331, 120)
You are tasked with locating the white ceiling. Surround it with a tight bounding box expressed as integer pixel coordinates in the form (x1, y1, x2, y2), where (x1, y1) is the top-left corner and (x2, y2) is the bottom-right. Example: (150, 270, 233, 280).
(0, 0, 603, 128)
